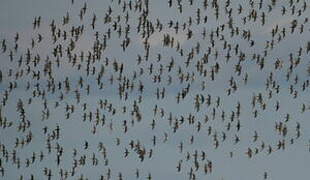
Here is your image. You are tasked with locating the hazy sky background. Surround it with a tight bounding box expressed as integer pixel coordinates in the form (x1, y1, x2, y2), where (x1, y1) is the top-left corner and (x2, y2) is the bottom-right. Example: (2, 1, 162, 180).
(1, 0, 310, 180)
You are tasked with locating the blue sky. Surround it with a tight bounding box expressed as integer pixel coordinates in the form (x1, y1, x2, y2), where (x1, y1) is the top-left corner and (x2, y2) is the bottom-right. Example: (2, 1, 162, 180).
(1, 0, 310, 179)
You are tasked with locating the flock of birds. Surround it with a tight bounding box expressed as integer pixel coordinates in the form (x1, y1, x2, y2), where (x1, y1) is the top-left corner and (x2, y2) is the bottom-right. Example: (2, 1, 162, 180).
(1, 0, 310, 179)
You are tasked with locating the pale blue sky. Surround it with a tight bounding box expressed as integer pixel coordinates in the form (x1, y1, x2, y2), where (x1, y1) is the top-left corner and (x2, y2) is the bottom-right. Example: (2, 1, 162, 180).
(1, 0, 310, 180)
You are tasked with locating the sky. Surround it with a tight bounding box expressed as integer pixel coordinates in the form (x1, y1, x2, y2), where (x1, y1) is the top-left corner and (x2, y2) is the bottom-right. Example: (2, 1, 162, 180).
(1, 0, 310, 180)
